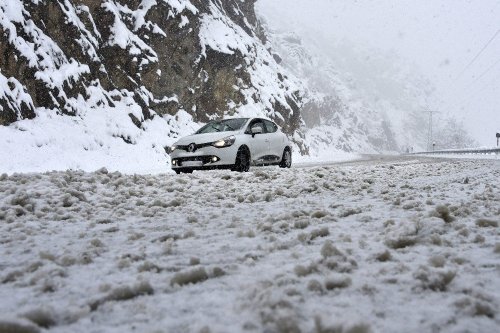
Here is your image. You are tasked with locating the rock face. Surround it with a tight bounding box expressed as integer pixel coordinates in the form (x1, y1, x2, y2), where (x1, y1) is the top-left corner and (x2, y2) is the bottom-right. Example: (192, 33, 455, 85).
(0, 0, 306, 151)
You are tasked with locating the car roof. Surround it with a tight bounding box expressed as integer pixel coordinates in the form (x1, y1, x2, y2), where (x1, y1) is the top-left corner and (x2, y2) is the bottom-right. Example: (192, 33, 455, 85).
(208, 117, 276, 125)
(250, 117, 275, 123)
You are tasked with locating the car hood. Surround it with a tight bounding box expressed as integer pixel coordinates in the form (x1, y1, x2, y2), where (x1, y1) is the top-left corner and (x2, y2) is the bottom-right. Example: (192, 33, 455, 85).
(174, 131, 239, 145)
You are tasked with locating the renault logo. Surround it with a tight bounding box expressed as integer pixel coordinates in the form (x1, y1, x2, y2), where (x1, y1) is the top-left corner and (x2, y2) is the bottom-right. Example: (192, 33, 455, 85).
(187, 143, 196, 153)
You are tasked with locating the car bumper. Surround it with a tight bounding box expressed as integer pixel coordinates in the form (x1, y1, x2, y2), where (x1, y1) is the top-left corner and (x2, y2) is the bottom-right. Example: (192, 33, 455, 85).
(170, 145, 238, 170)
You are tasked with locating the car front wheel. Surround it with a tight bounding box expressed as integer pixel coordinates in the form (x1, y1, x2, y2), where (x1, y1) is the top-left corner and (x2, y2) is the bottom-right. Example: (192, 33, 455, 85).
(279, 148, 292, 168)
(232, 147, 250, 172)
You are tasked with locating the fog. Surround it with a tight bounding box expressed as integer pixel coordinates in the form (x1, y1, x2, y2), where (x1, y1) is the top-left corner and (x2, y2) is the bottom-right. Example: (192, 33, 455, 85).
(257, 0, 500, 147)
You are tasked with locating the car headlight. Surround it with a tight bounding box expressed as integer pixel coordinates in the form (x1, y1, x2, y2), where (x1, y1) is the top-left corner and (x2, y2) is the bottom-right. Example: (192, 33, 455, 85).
(167, 145, 176, 154)
(212, 135, 236, 148)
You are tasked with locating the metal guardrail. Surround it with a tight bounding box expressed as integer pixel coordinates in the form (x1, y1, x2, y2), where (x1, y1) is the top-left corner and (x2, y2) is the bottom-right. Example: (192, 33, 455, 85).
(412, 148, 500, 155)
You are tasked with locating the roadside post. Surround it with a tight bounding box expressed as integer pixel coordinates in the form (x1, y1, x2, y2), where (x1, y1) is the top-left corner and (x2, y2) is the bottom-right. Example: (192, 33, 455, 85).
(495, 133, 500, 160)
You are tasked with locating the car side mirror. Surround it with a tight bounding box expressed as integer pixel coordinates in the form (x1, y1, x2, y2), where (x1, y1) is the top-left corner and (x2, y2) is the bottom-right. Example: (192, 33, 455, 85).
(251, 126, 263, 137)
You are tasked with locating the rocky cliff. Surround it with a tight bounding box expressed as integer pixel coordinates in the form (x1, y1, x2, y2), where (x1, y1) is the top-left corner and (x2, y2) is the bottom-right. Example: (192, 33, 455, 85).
(0, 0, 306, 161)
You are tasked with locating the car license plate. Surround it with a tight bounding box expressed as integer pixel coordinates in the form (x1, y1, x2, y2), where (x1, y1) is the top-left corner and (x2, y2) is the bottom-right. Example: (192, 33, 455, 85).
(183, 161, 203, 167)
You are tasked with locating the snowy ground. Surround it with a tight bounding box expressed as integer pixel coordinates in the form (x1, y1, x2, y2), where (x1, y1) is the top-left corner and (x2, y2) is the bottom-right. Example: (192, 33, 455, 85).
(0, 156, 499, 333)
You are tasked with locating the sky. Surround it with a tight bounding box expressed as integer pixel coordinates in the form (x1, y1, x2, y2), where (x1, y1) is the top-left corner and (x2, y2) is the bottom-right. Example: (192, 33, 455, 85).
(256, 0, 500, 147)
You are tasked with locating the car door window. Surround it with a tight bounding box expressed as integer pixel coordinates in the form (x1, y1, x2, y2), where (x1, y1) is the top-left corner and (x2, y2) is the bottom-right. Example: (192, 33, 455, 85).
(246, 120, 265, 134)
(253, 122, 264, 133)
(263, 120, 277, 133)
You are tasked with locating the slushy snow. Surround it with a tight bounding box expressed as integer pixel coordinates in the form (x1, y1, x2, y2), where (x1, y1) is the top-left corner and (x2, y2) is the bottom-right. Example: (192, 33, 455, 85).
(0, 156, 498, 332)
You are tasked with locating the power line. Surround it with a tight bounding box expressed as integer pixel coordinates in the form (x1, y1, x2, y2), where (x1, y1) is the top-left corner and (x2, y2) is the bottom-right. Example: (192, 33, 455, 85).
(455, 28, 500, 80)
(442, 53, 500, 109)
(431, 18, 500, 135)
(470, 55, 500, 84)
(438, 28, 500, 112)
(438, 45, 500, 114)
(436, 7, 500, 106)
(441, 55, 500, 112)
(441, 73, 499, 121)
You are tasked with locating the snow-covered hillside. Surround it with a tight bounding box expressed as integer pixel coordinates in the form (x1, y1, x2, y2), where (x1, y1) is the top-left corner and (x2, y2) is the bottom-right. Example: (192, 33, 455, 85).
(255, 1, 478, 154)
(1, 156, 499, 332)
(256, 21, 431, 154)
(0, 0, 305, 174)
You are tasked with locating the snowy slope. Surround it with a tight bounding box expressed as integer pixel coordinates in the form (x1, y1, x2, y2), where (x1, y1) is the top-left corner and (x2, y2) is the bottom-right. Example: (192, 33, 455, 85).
(257, 25, 431, 154)
(0, 157, 499, 332)
(255, 1, 477, 154)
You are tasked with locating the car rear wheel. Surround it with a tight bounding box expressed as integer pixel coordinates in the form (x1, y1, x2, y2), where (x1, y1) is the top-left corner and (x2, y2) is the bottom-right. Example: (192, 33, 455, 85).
(279, 148, 292, 168)
(232, 147, 250, 172)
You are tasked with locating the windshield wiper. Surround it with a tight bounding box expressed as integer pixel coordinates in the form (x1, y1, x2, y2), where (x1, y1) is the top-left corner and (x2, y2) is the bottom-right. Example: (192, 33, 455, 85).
(210, 124, 220, 132)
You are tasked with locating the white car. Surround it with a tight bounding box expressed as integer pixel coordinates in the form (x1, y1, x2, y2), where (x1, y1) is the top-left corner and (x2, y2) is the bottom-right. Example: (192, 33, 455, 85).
(169, 118, 292, 173)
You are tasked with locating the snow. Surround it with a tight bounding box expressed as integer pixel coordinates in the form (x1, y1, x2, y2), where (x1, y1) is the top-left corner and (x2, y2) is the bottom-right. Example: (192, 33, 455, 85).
(163, 0, 198, 16)
(294, 151, 363, 166)
(0, 72, 34, 116)
(0, 156, 498, 332)
(199, 4, 252, 56)
(0, 0, 24, 23)
(179, 15, 189, 28)
(0, 108, 164, 175)
(102, 1, 158, 61)
(418, 154, 500, 161)
(0, 81, 199, 175)
(34, 59, 90, 90)
(2, 16, 497, 333)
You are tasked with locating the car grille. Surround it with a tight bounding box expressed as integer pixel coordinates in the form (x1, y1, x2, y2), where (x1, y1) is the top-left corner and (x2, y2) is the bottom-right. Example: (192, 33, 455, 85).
(176, 142, 212, 151)
(179, 156, 211, 163)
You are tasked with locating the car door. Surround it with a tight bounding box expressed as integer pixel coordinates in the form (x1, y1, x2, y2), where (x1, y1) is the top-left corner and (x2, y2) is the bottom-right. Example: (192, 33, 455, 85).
(263, 120, 282, 159)
(245, 119, 268, 162)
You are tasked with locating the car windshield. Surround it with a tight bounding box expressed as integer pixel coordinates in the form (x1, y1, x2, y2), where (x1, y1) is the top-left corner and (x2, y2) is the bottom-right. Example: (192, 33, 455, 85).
(195, 118, 249, 134)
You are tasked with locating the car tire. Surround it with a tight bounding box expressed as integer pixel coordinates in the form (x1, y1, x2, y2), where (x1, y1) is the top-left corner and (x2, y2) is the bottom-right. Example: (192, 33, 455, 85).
(279, 147, 292, 168)
(232, 146, 250, 172)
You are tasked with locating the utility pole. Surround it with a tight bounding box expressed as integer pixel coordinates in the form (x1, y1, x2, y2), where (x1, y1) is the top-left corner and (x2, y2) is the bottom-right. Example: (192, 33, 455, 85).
(424, 111, 439, 151)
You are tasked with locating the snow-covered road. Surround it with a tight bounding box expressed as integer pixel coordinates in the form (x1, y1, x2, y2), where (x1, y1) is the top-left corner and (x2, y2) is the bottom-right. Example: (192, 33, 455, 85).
(1, 156, 499, 333)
